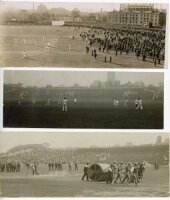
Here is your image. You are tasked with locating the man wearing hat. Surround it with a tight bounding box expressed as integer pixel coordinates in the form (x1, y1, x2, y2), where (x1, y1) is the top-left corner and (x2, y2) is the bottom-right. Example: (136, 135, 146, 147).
(106, 164, 114, 184)
(114, 162, 123, 184)
(122, 162, 131, 184)
(82, 162, 89, 181)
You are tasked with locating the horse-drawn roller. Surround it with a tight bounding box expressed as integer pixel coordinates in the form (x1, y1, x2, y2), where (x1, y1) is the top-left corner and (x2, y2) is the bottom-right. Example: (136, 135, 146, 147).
(87, 163, 110, 182)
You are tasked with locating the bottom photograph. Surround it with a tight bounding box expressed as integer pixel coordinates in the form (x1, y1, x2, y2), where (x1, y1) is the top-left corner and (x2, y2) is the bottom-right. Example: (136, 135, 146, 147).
(0, 132, 169, 197)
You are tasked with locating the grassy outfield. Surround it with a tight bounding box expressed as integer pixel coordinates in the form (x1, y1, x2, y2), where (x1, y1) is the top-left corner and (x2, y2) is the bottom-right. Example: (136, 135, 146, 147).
(3, 100, 163, 129)
(0, 25, 164, 68)
(0, 165, 169, 197)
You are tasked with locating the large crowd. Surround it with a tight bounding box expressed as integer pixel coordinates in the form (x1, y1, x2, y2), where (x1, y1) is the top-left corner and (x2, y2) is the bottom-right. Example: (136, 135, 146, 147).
(0, 149, 110, 173)
(80, 25, 165, 65)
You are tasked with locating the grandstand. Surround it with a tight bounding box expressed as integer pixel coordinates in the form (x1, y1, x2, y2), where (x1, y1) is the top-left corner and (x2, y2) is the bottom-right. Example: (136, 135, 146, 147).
(0, 143, 169, 165)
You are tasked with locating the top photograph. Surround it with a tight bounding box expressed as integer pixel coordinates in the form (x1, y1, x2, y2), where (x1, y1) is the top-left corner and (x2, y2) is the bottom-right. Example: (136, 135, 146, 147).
(0, 2, 168, 68)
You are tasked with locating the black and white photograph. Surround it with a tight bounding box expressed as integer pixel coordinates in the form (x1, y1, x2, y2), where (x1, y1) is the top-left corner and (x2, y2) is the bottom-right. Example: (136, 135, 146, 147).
(3, 70, 164, 129)
(0, 2, 167, 68)
(0, 131, 169, 197)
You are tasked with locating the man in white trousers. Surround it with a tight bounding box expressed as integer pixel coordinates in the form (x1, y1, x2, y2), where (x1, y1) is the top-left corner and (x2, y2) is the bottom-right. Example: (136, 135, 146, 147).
(62, 97, 67, 111)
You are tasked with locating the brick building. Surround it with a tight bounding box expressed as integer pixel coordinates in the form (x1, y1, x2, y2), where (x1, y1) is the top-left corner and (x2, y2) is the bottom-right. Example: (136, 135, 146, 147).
(107, 4, 165, 27)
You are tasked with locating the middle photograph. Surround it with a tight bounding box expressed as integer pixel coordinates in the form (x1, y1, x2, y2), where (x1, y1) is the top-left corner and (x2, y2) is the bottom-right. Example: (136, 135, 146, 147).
(3, 70, 164, 129)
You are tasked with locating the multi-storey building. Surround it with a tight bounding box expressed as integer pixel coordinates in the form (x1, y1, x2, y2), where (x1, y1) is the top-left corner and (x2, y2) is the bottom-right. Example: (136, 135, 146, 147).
(107, 4, 164, 27)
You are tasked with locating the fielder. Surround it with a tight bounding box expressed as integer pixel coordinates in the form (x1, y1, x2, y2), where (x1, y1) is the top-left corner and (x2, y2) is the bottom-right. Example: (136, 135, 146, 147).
(136, 98, 143, 110)
(124, 98, 128, 107)
(74, 98, 77, 104)
(23, 51, 27, 58)
(45, 41, 50, 52)
(115, 99, 119, 108)
(135, 98, 138, 109)
(62, 97, 67, 111)
(68, 44, 71, 51)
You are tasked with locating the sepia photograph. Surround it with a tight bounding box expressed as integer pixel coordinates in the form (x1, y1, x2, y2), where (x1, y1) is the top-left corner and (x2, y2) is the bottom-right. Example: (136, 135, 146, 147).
(3, 70, 164, 129)
(0, 131, 169, 197)
(0, 2, 167, 68)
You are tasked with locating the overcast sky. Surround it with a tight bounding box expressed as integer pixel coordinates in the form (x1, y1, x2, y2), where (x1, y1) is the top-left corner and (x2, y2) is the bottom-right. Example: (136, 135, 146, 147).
(1, 2, 120, 12)
(0, 132, 168, 153)
(0, 1, 167, 12)
(4, 71, 163, 87)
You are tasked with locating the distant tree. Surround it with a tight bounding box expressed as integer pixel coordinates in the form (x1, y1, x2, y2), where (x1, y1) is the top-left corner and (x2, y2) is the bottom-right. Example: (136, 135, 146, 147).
(72, 8, 80, 20)
(41, 12, 51, 20)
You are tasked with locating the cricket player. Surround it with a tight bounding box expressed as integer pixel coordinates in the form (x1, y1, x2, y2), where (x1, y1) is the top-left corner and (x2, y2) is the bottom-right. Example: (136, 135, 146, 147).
(68, 44, 71, 51)
(115, 99, 119, 108)
(135, 98, 138, 109)
(18, 100, 21, 105)
(74, 98, 77, 104)
(62, 97, 67, 111)
(23, 51, 27, 58)
(32, 164, 38, 175)
(45, 41, 50, 52)
(75, 163, 78, 171)
(137, 98, 143, 110)
(124, 98, 128, 107)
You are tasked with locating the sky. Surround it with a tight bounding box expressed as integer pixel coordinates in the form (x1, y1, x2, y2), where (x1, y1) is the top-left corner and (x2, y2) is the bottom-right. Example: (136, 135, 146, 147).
(0, 1, 167, 13)
(4, 71, 164, 87)
(0, 132, 169, 153)
(1, 1, 120, 12)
